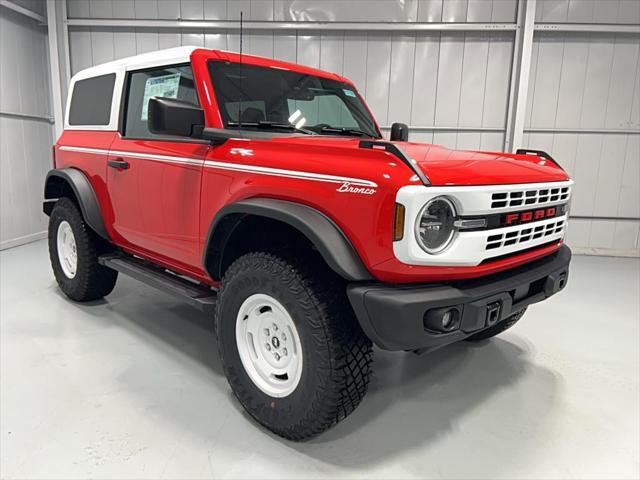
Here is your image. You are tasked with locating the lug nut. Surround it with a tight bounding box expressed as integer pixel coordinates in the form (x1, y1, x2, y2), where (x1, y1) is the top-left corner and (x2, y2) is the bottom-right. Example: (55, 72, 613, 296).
(264, 328, 270, 336)
(281, 332, 287, 341)
(283, 348, 288, 356)
(265, 343, 271, 351)
(272, 323, 278, 331)
(274, 352, 280, 361)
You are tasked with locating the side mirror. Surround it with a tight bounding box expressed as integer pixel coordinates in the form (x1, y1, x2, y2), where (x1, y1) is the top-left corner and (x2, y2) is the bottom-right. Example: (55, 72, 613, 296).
(148, 97, 204, 137)
(390, 122, 409, 142)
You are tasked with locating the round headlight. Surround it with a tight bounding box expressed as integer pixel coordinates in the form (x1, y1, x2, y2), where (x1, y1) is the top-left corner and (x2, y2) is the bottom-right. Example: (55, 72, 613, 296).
(415, 196, 457, 254)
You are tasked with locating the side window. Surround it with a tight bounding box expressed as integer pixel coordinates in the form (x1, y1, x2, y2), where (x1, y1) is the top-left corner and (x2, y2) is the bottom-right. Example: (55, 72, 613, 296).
(123, 65, 198, 138)
(69, 73, 116, 126)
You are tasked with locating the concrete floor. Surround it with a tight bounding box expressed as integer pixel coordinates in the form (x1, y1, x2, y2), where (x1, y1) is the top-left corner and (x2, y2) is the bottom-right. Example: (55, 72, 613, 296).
(1, 240, 638, 479)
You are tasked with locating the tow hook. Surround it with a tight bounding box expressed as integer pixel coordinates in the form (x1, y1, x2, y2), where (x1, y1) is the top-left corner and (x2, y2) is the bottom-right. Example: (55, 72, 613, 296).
(486, 301, 502, 327)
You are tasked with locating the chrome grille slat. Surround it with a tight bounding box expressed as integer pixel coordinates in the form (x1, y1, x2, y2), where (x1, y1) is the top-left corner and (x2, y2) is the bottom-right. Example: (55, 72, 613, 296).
(485, 219, 566, 250)
(491, 186, 570, 209)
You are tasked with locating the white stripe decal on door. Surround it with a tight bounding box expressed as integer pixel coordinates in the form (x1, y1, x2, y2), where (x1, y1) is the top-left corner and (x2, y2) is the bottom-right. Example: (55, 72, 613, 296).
(58, 145, 378, 187)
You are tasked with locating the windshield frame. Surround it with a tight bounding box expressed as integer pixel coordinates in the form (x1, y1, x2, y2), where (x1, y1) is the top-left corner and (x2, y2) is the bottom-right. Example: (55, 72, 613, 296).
(207, 59, 382, 139)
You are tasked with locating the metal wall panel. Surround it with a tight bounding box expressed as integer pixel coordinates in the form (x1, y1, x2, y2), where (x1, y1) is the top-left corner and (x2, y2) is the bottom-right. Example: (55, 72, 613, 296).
(274, 0, 419, 22)
(67, 26, 514, 144)
(536, 0, 640, 25)
(204, 1, 227, 20)
(273, 32, 297, 63)
(483, 33, 513, 128)
(565, 218, 639, 254)
(342, 32, 367, 93)
(112, 0, 136, 19)
(364, 33, 393, 124)
(180, 0, 204, 20)
(459, 34, 490, 127)
(524, 27, 639, 253)
(0, 8, 54, 249)
(387, 34, 416, 125)
(434, 34, 465, 126)
(60, 0, 639, 257)
(410, 33, 440, 126)
(65, 0, 518, 23)
(320, 32, 344, 75)
(296, 32, 321, 68)
(62, 0, 517, 152)
(11, 0, 47, 17)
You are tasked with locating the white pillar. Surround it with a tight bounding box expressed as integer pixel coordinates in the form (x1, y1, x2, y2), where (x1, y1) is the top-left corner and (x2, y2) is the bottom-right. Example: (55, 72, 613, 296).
(504, 0, 536, 153)
(46, 0, 64, 138)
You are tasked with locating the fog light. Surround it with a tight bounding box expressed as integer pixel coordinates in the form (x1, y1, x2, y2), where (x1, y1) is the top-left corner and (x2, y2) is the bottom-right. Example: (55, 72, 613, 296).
(424, 307, 461, 333)
(442, 310, 454, 330)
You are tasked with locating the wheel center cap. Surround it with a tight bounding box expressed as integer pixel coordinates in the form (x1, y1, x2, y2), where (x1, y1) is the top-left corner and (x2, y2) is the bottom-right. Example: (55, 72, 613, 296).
(271, 336, 280, 349)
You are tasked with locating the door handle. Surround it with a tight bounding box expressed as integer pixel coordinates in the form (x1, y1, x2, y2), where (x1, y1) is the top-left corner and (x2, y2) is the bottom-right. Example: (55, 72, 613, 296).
(108, 158, 129, 170)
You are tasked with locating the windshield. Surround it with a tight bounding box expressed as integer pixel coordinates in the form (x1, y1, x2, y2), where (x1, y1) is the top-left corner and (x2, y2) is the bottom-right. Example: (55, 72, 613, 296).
(208, 60, 380, 138)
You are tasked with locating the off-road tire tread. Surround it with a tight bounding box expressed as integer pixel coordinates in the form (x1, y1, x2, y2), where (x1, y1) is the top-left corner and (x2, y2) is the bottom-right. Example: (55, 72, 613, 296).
(217, 251, 373, 441)
(48, 197, 117, 301)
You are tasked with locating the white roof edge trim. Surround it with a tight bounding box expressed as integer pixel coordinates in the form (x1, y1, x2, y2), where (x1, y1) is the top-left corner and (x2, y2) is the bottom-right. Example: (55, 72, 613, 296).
(69, 46, 200, 82)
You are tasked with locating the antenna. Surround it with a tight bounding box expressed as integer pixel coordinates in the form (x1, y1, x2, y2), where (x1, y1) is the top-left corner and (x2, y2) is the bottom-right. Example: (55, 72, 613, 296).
(238, 10, 243, 129)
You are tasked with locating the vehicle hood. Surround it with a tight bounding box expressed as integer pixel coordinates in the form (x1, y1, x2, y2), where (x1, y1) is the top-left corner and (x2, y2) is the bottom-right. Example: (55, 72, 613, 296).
(267, 136, 570, 186)
(399, 142, 570, 186)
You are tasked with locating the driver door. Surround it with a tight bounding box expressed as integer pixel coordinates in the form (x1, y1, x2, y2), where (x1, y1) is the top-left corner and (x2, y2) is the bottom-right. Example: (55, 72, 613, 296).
(106, 64, 209, 272)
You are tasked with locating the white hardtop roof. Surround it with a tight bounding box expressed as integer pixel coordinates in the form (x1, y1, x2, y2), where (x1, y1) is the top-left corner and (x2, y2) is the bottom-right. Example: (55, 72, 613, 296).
(70, 46, 200, 82)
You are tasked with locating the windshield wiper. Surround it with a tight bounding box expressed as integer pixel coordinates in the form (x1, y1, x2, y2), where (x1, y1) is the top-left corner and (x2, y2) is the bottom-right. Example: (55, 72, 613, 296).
(227, 121, 314, 135)
(318, 126, 376, 138)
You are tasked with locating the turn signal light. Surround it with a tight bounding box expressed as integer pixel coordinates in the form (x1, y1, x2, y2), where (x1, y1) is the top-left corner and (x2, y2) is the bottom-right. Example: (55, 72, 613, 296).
(394, 203, 405, 241)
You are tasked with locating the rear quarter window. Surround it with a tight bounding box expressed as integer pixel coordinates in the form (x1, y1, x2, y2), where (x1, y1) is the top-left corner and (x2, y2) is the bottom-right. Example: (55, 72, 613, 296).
(68, 73, 116, 126)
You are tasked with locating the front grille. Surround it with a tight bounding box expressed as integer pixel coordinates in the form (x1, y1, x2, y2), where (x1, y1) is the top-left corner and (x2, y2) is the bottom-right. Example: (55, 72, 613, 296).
(491, 186, 570, 209)
(486, 219, 565, 250)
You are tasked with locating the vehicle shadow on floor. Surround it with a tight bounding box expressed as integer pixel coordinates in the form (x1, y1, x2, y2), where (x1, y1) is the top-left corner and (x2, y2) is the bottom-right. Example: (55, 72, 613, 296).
(65, 276, 561, 475)
(290, 339, 561, 474)
(60, 276, 225, 377)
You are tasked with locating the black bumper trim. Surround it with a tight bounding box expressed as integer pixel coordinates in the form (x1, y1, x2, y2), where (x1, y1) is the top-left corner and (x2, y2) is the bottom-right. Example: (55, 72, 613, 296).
(347, 245, 571, 352)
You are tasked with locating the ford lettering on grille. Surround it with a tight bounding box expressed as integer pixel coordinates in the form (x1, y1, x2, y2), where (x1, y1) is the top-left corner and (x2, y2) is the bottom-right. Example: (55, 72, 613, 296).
(504, 207, 557, 225)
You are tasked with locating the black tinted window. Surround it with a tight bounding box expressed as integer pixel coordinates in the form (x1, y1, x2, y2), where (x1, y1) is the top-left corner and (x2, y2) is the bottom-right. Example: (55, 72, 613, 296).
(69, 73, 115, 126)
(124, 65, 198, 138)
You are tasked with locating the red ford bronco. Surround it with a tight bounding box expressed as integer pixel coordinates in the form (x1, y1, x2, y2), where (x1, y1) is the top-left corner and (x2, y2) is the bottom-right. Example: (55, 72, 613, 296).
(44, 46, 572, 440)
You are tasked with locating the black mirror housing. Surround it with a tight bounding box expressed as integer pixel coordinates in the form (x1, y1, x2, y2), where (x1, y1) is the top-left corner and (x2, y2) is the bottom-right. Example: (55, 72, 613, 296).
(148, 97, 204, 138)
(390, 122, 409, 142)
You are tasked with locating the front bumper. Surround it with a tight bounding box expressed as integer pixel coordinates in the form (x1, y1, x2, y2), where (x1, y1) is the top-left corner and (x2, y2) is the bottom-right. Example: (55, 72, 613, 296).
(347, 245, 571, 352)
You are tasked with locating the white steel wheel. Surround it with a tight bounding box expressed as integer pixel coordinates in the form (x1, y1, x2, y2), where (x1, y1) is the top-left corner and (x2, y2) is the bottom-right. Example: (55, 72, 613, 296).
(56, 220, 77, 279)
(235, 293, 303, 398)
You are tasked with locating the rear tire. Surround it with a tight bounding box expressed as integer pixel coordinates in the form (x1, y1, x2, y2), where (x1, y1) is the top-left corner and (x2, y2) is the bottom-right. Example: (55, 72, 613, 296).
(48, 197, 118, 302)
(465, 308, 527, 341)
(216, 252, 373, 441)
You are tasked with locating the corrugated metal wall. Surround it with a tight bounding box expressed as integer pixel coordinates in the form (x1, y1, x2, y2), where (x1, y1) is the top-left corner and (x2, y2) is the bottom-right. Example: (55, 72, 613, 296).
(68, 27, 515, 149)
(2, 0, 638, 256)
(66, 0, 519, 157)
(524, 0, 640, 255)
(0, 6, 54, 250)
(55, 0, 640, 256)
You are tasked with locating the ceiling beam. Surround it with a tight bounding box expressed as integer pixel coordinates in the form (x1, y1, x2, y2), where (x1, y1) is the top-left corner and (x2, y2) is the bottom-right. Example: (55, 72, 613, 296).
(0, 0, 46, 24)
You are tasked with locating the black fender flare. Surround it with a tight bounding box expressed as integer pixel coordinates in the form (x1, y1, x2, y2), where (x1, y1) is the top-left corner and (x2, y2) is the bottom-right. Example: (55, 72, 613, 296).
(203, 198, 373, 282)
(43, 168, 110, 240)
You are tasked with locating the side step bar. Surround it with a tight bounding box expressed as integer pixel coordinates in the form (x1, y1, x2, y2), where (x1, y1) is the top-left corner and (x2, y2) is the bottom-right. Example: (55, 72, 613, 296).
(98, 253, 218, 313)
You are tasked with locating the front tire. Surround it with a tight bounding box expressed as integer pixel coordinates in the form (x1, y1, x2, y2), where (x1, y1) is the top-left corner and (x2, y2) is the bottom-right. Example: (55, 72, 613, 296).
(48, 197, 118, 302)
(216, 252, 373, 441)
